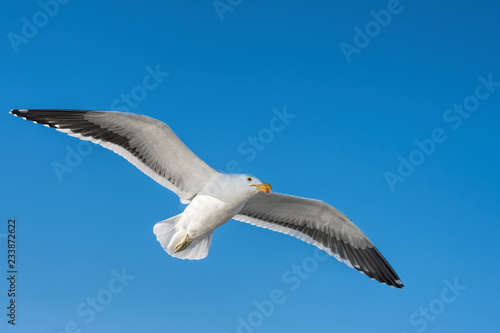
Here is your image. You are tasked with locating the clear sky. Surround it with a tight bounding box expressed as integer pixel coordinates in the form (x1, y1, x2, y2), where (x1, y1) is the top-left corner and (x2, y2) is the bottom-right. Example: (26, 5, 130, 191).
(1, 0, 499, 332)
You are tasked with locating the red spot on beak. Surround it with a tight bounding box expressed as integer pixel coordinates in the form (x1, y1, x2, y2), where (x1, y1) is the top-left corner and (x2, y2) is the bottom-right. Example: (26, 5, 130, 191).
(265, 188, 270, 193)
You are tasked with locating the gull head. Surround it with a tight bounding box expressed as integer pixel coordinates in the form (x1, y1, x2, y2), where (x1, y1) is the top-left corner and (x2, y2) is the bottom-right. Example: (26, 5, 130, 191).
(228, 174, 272, 197)
(244, 175, 272, 194)
(211, 174, 272, 203)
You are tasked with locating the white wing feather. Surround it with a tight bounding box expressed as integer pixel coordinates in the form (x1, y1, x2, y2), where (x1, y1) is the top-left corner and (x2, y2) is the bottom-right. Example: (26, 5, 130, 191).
(11, 109, 217, 202)
(235, 192, 403, 288)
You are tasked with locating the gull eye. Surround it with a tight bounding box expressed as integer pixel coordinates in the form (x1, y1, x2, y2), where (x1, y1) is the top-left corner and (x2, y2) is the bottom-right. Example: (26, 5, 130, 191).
(247, 177, 252, 181)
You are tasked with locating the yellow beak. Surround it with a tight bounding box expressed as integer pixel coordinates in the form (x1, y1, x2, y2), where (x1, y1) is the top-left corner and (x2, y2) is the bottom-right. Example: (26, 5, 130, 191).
(251, 182, 272, 193)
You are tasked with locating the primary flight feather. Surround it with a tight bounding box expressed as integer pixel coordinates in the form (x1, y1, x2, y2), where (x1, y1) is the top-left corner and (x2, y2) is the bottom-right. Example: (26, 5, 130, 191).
(11, 109, 403, 289)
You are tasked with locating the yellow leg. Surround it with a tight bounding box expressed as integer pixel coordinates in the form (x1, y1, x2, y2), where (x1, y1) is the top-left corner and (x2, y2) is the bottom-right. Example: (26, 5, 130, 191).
(174, 234, 193, 253)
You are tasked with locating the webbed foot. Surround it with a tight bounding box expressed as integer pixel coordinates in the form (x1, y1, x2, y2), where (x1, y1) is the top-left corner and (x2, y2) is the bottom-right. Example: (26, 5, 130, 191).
(174, 234, 193, 253)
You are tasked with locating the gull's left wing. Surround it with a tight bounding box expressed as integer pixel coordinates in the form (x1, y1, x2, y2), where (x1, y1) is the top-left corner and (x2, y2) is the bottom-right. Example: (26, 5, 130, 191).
(11, 109, 217, 203)
(234, 192, 403, 288)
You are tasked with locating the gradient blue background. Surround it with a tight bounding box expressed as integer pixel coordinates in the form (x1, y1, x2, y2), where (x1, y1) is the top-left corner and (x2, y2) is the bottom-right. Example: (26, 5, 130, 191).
(1, 0, 499, 332)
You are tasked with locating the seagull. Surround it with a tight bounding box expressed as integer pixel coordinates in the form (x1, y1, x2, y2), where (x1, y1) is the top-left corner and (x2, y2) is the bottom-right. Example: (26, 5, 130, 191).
(11, 109, 403, 288)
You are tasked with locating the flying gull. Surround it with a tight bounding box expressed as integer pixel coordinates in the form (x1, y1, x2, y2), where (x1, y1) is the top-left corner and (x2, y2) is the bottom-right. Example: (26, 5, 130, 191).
(11, 109, 403, 288)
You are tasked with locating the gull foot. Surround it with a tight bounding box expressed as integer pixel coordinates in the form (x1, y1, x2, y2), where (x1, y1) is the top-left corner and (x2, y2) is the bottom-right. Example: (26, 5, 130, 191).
(174, 234, 193, 253)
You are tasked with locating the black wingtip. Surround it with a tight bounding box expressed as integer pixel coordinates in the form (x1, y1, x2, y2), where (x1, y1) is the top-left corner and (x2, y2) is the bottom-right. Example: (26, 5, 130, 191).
(11, 109, 27, 116)
(393, 280, 404, 289)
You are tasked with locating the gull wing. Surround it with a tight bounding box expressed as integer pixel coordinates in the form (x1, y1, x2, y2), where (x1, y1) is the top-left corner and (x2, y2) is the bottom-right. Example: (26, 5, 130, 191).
(235, 192, 403, 288)
(11, 109, 217, 203)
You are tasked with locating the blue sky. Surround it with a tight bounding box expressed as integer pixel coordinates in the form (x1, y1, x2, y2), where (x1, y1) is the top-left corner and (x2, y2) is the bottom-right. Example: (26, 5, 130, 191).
(1, 0, 499, 332)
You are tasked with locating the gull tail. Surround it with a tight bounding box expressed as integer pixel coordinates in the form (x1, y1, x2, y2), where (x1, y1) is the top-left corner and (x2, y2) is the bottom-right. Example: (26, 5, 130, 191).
(153, 214, 212, 260)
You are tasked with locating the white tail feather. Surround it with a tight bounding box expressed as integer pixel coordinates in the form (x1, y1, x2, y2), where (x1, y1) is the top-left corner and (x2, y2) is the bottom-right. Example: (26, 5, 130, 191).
(153, 214, 213, 260)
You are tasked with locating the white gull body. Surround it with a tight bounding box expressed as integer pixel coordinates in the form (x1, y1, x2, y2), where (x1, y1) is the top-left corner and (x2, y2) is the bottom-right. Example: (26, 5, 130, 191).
(11, 109, 403, 288)
(154, 172, 270, 259)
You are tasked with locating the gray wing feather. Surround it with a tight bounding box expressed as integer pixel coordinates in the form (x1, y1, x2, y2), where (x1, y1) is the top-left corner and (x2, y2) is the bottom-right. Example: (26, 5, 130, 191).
(11, 109, 217, 202)
(235, 192, 403, 288)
